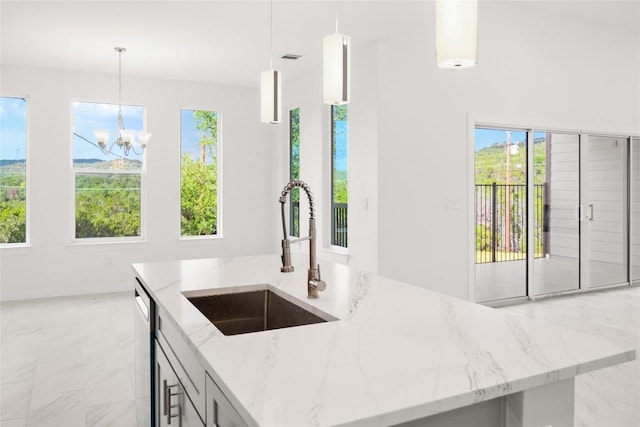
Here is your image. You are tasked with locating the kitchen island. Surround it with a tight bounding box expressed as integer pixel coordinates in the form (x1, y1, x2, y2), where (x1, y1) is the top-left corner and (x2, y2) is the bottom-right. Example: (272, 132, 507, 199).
(133, 254, 635, 427)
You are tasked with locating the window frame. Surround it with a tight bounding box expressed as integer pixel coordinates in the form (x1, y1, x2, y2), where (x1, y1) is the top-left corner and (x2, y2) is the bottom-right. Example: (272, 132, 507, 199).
(70, 100, 147, 244)
(0, 95, 30, 247)
(178, 107, 222, 241)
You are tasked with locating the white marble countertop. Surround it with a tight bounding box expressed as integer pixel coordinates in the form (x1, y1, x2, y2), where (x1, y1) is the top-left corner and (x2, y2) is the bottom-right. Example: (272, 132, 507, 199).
(133, 254, 635, 426)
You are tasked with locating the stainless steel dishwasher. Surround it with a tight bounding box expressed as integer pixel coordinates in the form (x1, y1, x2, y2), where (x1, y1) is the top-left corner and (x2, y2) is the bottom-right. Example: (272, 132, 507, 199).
(135, 278, 155, 426)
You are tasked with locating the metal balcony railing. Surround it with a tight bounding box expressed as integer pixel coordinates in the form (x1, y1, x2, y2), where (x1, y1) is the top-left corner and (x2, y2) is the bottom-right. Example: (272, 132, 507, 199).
(475, 183, 546, 264)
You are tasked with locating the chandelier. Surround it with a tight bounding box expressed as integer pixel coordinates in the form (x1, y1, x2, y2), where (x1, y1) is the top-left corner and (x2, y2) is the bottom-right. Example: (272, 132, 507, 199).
(94, 47, 151, 156)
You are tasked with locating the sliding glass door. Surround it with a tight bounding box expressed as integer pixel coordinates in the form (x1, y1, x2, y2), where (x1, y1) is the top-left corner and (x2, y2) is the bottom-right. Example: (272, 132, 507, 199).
(533, 132, 580, 295)
(474, 128, 528, 302)
(474, 128, 635, 302)
(632, 137, 640, 284)
(585, 135, 629, 288)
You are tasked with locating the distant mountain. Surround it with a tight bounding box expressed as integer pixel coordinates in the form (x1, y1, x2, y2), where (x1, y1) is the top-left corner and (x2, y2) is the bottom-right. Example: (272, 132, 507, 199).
(72, 159, 104, 164)
(73, 158, 142, 170)
(0, 159, 25, 166)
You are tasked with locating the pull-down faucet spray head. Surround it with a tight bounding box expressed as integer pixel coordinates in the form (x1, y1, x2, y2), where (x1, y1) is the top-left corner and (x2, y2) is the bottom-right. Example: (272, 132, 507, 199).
(279, 180, 326, 298)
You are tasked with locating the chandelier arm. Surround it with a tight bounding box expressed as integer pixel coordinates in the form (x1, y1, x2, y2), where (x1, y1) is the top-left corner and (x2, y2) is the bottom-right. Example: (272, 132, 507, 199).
(73, 132, 127, 160)
(107, 140, 121, 156)
(130, 146, 144, 156)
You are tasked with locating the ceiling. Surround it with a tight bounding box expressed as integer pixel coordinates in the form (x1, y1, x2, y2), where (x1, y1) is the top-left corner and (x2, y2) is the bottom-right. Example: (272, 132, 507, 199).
(1, 0, 638, 88)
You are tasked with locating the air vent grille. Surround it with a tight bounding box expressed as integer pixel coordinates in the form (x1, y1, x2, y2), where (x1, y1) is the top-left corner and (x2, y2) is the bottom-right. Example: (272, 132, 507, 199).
(281, 54, 302, 60)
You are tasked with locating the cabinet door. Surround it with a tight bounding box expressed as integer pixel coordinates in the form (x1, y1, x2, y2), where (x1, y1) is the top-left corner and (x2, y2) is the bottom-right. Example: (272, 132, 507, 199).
(156, 343, 204, 427)
(205, 374, 247, 427)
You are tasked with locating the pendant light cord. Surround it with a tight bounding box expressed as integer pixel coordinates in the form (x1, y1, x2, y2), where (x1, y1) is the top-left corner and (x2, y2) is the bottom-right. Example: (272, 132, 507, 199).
(270, 0, 273, 68)
(335, 0, 338, 33)
(118, 49, 122, 115)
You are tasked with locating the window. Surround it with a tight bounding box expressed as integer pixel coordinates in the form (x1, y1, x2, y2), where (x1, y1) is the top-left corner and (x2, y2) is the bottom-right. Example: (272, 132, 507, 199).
(180, 109, 219, 237)
(289, 108, 300, 237)
(331, 105, 348, 247)
(0, 97, 27, 244)
(72, 101, 144, 239)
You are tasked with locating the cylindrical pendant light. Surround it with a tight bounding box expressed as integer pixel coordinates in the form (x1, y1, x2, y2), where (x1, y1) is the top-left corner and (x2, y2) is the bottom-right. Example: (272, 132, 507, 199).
(261, 68, 281, 124)
(323, 32, 350, 105)
(323, 2, 351, 106)
(436, 0, 478, 69)
(260, 0, 281, 124)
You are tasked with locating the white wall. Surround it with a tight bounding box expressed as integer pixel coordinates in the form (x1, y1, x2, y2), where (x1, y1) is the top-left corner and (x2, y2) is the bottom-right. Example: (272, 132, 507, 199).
(0, 66, 278, 300)
(377, 1, 639, 299)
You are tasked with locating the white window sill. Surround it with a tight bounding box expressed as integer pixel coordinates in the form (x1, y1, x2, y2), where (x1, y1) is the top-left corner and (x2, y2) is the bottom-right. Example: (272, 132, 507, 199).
(68, 239, 149, 252)
(0, 243, 32, 255)
(178, 235, 223, 246)
(319, 247, 349, 265)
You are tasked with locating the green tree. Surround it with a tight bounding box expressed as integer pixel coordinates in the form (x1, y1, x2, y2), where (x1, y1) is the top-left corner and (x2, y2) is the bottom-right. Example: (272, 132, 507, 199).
(194, 110, 218, 163)
(0, 164, 27, 243)
(289, 108, 300, 236)
(181, 156, 217, 235)
(75, 174, 141, 238)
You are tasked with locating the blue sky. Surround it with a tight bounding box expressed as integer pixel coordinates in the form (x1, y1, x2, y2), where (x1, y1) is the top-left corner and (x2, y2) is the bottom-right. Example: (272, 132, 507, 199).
(0, 97, 27, 160)
(475, 129, 548, 151)
(72, 101, 145, 162)
(475, 128, 527, 151)
(334, 120, 347, 171)
(180, 109, 216, 164)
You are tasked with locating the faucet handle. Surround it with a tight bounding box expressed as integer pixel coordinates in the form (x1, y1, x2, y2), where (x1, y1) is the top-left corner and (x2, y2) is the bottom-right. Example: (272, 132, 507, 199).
(308, 264, 326, 291)
(309, 279, 327, 292)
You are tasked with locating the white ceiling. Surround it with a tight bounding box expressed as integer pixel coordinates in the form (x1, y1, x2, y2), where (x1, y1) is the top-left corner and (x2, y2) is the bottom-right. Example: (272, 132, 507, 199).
(1, 0, 638, 88)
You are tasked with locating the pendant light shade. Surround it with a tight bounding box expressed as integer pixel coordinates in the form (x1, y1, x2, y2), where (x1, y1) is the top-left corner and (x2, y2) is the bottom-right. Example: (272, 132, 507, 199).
(323, 32, 350, 105)
(436, 0, 478, 69)
(261, 68, 281, 124)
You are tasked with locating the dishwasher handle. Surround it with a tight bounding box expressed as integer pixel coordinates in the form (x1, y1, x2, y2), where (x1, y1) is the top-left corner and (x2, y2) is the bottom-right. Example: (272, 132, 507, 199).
(134, 280, 150, 321)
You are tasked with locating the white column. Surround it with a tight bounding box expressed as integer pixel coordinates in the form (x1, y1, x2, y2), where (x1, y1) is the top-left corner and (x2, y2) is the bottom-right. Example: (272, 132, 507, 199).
(506, 378, 575, 427)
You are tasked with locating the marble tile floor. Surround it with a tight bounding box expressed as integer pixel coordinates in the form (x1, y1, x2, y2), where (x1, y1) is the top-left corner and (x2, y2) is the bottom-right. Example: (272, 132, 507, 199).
(1, 292, 136, 426)
(475, 256, 637, 302)
(499, 285, 639, 427)
(1, 286, 638, 426)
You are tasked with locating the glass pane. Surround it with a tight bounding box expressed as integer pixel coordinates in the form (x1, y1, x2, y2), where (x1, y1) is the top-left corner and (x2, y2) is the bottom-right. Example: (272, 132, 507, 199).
(331, 105, 348, 248)
(75, 173, 141, 238)
(474, 128, 527, 301)
(587, 135, 628, 287)
(72, 101, 144, 170)
(180, 109, 218, 236)
(290, 108, 300, 237)
(533, 132, 580, 295)
(632, 137, 640, 282)
(0, 97, 27, 244)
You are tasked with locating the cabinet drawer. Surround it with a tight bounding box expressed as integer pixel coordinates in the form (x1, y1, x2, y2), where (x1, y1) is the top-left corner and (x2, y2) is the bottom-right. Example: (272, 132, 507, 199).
(206, 373, 248, 427)
(157, 306, 206, 421)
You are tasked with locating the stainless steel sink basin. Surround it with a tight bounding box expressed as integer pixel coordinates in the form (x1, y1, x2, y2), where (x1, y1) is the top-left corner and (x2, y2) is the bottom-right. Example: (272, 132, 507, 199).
(186, 289, 334, 336)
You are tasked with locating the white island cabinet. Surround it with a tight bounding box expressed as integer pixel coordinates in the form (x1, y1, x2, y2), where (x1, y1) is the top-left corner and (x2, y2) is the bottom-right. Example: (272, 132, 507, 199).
(133, 254, 635, 427)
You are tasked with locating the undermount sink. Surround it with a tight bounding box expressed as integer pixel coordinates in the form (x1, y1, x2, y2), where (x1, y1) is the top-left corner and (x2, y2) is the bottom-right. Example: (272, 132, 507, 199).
(185, 288, 335, 336)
